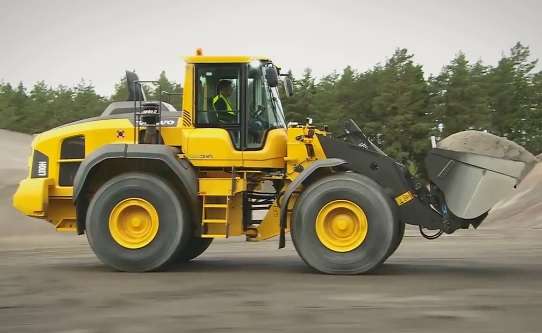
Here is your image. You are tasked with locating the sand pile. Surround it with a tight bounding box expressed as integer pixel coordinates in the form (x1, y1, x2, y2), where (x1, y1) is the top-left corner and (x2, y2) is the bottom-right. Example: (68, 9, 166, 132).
(437, 130, 541, 228)
(438, 130, 539, 164)
(485, 161, 542, 228)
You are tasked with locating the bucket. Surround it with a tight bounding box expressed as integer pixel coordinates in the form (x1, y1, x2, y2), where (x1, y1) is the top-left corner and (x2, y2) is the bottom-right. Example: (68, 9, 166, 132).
(425, 131, 537, 220)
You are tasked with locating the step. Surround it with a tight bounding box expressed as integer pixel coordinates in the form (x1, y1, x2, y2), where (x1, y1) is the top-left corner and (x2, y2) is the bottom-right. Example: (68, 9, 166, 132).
(202, 219, 228, 224)
(203, 204, 228, 208)
(201, 234, 227, 238)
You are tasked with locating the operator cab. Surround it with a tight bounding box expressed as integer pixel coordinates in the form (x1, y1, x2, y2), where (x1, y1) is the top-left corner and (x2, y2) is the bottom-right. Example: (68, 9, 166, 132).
(194, 59, 287, 150)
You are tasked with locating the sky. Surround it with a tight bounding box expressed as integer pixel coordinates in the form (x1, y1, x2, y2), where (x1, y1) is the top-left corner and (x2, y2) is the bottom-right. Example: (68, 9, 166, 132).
(1, 0, 541, 96)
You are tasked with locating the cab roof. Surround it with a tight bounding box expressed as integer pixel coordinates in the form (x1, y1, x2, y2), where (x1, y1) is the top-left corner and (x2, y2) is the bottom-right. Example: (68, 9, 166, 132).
(184, 55, 270, 64)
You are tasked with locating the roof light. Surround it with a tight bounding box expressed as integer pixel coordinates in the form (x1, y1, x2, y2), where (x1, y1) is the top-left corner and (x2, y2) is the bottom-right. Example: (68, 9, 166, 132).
(196, 48, 203, 56)
(249, 60, 261, 68)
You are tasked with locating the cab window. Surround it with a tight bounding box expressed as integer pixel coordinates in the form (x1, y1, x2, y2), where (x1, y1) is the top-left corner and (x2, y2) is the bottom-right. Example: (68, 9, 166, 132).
(195, 64, 241, 148)
(196, 64, 241, 127)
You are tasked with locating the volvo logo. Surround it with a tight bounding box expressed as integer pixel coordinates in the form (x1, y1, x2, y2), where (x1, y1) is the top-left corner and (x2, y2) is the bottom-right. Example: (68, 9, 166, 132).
(37, 161, 47, 177)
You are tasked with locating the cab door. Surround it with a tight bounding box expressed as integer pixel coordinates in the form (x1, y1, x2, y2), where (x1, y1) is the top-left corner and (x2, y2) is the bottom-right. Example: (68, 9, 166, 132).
(184, 63, 244, 167)
(242, 62, 287, 169)
(183, 61, 287, 169)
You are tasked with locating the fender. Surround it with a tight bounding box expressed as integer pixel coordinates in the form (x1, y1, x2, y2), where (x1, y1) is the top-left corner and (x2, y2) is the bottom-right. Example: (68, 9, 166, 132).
(278, 158, 347, 248)
(73, 144, 198, 233)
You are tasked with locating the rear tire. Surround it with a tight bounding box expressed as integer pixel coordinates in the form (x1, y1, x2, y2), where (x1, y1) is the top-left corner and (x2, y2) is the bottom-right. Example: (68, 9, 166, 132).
(291, 172, 398, 274)
(86, 172, 190, 272)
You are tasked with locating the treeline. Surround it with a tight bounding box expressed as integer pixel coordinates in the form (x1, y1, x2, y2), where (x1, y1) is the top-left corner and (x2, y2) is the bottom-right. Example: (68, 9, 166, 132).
(0, 71, 182, 133)
(283, 42, 542, 172)
(1, 43, 541, 170)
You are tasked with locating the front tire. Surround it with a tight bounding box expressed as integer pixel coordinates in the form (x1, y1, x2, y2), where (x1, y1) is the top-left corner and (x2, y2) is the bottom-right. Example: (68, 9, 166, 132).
(291, 172, 398, 274)
(86, 172, 190, 272)
(386, 220, 405, 260)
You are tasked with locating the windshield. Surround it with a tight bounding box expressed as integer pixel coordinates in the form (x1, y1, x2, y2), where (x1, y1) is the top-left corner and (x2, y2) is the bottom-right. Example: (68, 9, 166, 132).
(246, 62, 286, 148)
(270, 85, 286, 126)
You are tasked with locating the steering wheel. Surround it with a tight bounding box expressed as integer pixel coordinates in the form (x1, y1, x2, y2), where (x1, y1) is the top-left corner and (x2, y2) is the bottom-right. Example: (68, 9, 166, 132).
(248, 105, 268, 138)
(251, 104, 265, 119)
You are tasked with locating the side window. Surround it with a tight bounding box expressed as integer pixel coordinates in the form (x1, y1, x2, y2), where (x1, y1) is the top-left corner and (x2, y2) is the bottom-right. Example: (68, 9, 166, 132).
(196, 64, 241, 128)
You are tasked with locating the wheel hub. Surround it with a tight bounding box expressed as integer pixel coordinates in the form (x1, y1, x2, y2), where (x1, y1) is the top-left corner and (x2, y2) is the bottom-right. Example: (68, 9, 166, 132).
(315, 200, 368, 252)
(108, 198, 159, 249)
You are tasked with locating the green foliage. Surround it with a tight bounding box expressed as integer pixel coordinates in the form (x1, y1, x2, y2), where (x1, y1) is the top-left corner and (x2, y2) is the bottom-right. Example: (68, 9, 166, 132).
(0, 71, 183, 134)
(487, 42, 538, 150)
(429, 52, 492, 137)
(0, 80, 108, 133)
(110, 70, 183, 108)
(370, 49, 431, 164)
(149, 70, 183, 109)
(283, 43, 542, 173)
(283, 48, 434, 173)
(110, 76, 128, 102)
(530, 72, 542, 151)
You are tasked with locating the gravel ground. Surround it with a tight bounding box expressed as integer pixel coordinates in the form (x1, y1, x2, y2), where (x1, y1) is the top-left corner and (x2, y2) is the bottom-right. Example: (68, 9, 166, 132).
(1, 129, 541, 333)
(1, 230, 542, 333)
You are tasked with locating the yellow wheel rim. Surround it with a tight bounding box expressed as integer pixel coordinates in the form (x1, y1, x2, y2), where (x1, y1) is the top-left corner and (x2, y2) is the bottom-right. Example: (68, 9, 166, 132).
(315, 200, 368, 252)
(108, 198, 159, 249)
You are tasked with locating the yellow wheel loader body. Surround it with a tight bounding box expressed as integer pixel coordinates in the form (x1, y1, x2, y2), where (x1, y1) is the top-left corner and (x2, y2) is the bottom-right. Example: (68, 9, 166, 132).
(12, 50, 536, 274)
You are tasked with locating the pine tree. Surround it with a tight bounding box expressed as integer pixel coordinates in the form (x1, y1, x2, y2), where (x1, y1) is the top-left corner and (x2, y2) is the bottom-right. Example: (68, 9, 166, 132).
(110, 76, 128, 102)
(72, 80, 108, 122)
(151, 71, 183, 110)
(312, 70, 340, 129)
(528, 71, 542, 153)
(26, 81, 54, 133)
(430, 52, 491, 137)
(488, 42, 537, 145)
(371, 48, 431, 170)
(0, 83, 19, 130)
(282, 68, 316, 123)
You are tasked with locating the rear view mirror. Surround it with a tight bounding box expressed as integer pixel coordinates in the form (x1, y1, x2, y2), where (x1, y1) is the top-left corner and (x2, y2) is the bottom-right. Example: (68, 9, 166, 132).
(265, 67, 279, 87)
(283, 77, 294, 97)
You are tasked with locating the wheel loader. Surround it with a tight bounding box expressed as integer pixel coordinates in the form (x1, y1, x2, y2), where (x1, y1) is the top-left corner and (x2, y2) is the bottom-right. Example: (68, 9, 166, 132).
(12, 50, 537, 274)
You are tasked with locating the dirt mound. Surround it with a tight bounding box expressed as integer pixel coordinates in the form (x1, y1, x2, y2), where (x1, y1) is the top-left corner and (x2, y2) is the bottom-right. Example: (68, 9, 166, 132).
(0, 129, 33, 169)
(438, 130, 538, 164)
(484, 161, 542, 229)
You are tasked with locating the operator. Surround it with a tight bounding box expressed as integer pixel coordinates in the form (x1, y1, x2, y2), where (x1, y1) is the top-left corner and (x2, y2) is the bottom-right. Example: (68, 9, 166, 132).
(212, 79, 236, 123)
